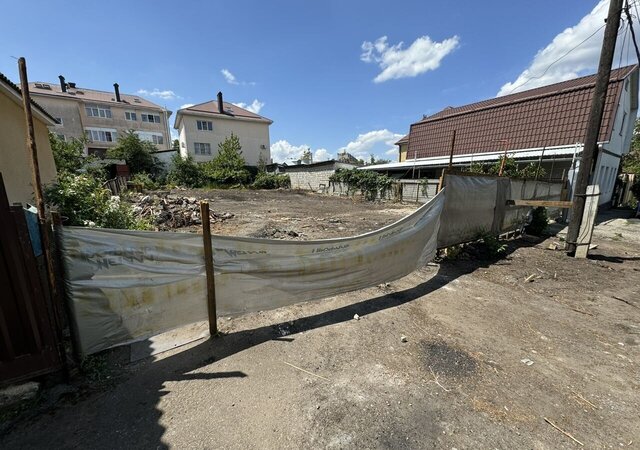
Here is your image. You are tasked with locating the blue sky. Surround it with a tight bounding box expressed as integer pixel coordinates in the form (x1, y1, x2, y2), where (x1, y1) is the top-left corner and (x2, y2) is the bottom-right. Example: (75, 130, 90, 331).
(1, 0, 634, 162)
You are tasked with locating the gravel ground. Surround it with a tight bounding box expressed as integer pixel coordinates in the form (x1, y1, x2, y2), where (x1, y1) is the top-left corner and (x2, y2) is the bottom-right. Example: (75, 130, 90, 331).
(1, 190, 639, 449)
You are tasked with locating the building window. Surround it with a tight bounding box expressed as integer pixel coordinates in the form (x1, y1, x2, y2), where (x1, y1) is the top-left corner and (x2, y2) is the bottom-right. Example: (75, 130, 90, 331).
(194, 142, 211, 155)
(56, 133, 66, 141)
(54, 117, 64, 126)
(86, 128, 117, 142)
(141, 113, 161, 123)
(125, 111, 137, 121)
(135, 131, 164, 145)
(85, 103, 112, 118)
(619, 112, 627, 136)
(197, 120, 213, 131)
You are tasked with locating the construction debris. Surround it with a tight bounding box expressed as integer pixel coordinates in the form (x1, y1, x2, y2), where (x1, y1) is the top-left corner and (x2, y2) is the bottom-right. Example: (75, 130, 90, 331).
(131, 194, 234, 230)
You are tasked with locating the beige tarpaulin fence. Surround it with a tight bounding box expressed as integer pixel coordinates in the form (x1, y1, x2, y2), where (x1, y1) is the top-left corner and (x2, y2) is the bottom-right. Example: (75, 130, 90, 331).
(60, 174, 564, 355)
(61, 190, 445, 355)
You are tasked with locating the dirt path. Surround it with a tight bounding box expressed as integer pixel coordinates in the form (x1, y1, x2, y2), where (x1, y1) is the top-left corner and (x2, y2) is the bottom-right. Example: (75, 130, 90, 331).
(1, 191, 638, 449)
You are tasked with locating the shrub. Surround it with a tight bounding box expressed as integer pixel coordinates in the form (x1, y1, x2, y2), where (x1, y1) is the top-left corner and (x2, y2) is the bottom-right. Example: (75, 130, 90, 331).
(329, 168, 394, 200)
(253, 173, 290, 189)
(468, 156, 546, 179)
(107, 131, 163, 176)
(49, 132, 86, 174)
(525, 207, 548, 236)
(202, 134, 251, 186)
(167, 154, 207, 188)
(130, 172, 161, 190)
(44, 172, 150, 229)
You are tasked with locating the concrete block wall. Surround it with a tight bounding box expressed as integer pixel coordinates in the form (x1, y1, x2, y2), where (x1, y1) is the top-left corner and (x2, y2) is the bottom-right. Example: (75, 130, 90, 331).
(288, 168, 336, 191)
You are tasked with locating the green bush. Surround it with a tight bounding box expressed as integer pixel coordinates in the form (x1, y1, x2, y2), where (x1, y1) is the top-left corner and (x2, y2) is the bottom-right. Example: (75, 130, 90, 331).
(44, 172, 150, 229)
(167, 154, 207, 188)
(203, 134, 251, 186)
(49, 132, 85, 174)
(329, 168, 394, 200)
(525, 207, 548, 236)
(130, 172, 161, 190)
(106, 131, 163, 176)
(468, 157, 546, 179)
(253, 173, 290, 189)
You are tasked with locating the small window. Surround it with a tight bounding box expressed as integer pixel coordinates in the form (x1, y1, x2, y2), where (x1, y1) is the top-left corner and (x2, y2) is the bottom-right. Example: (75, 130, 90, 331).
(619, 112, 627, 136)
(194, 142, 211, 155)
(141, 113, 161, 123)
(125, 111, 137, 121)
(85, 103, 112, 118)
(197, 120, 213, 131)
(56, 133, 66, 141)
(55, 117, 64, 126)
(86, 129, 117, 142)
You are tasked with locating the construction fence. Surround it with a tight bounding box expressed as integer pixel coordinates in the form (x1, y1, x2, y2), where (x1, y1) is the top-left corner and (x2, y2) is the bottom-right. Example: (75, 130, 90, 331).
(59, 173, 564, 356)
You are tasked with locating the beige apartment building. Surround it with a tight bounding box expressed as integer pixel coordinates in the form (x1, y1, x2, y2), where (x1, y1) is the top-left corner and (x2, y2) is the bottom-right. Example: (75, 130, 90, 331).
(174, 92, 272, 166)
(28, 76, 172, 157)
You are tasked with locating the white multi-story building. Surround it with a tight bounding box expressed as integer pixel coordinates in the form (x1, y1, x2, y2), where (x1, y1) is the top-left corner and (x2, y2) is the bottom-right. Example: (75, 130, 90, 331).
(28, 76, 172, 157)
(174, 92, 272, 166)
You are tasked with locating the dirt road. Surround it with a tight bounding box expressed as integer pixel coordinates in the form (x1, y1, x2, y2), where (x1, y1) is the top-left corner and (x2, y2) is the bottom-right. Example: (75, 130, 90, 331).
(1, 191, 639, 449)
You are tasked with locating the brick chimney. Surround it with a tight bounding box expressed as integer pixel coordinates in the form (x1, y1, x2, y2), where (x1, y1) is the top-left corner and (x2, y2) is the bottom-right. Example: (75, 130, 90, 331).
(113, 83, 121, 102)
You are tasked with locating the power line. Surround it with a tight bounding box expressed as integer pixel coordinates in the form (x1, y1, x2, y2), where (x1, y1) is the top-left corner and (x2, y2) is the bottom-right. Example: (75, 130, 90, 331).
(506, 23, 607, 94)
(624, 0, 640, 63)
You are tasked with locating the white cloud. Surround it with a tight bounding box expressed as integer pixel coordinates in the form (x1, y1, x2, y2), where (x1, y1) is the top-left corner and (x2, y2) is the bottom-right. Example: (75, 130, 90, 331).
(233, 99, 265, 114)
(221, 68, 256, 86)
(179, 103, 195, 110)
(136, 89, 181, 100)
(361, 35, 460, 83)
(497, 0, 616, 96)
(270, 140, 332, 163)
(338, 129, 404, 160)
(314, 148, 332, 162)
(221, 69, 239, 85)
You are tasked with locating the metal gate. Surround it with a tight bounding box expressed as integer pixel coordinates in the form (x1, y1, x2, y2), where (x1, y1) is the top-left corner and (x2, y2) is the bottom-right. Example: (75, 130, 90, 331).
(0, 175, 61, 385)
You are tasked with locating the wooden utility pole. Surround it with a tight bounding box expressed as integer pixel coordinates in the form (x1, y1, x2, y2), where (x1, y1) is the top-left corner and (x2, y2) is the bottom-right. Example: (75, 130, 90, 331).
(200, 201, 218, 336)
(18, 57, 60, 318)
(447, 129, 457, 170)
(566, 0, 623, 254)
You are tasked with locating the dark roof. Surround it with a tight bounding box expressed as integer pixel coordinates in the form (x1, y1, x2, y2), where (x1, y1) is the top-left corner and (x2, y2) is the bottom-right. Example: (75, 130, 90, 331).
(395, 134, 409, 145)
(180, 101, 272, 123)
(407, 65, 638, 159)
(0, 72, 58, 123)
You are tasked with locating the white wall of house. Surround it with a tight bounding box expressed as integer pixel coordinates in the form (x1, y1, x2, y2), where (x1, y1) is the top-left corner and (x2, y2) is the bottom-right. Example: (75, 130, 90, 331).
(177, 113, 270, 166)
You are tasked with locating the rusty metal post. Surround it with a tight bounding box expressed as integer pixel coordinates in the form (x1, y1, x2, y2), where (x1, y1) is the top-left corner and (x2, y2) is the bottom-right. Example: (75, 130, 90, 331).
(200, 201, 218, 336)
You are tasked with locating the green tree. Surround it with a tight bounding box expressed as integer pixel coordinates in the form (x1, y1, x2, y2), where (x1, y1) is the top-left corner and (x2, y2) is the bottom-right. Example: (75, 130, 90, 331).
(172, 139, 180, 151)
(49, 132, 85, 174)
(622, 118, 640, 174)
(107, 131, 161, 175)
(203, 133, 250, 185)
(167, 154, 207, 188)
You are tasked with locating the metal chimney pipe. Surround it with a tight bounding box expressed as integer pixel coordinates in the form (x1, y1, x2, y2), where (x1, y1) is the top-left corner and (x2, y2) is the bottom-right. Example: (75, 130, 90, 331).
(113, 83, 121, 102)
(217, 91, 223, 113)
(58, 75, 67, 93)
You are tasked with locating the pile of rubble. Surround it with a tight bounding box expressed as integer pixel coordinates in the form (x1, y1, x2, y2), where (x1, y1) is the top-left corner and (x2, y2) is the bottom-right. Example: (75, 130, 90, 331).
(131, 194, 234, 230)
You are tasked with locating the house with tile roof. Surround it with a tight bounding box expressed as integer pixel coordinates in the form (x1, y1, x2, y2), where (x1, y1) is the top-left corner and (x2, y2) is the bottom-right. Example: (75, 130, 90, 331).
(366, 65, 639, 205)
(0, 71, 58, 204)
(174, 92, 272, 166)
(28, 76, 172, 157)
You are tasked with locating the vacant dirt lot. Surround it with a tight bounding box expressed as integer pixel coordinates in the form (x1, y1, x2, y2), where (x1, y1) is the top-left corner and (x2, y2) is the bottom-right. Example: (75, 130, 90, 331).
(1, 190, 639, 449)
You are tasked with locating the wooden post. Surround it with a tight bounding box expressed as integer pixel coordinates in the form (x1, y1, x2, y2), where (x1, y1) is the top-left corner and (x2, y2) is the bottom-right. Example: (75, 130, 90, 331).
(574, 185, 600, 258)
(567, 0, 623, 254)
(18, 57, 61, 338)
(200, 201, 218, 336)
(447, 130, 456, 170)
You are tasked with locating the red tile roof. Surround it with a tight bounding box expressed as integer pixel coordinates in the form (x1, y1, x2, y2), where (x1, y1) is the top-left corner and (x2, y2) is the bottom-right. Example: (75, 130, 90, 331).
(181, 101, 272, 123)
(407, 65, 638, 159)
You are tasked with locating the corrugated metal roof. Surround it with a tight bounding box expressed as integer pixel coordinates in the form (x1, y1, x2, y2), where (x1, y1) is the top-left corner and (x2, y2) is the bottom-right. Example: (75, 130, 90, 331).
(407, 65, 638, 159)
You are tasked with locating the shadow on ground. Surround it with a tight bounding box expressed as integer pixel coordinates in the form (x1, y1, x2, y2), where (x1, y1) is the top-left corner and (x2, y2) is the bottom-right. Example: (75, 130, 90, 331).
(0, 239, 535, 450)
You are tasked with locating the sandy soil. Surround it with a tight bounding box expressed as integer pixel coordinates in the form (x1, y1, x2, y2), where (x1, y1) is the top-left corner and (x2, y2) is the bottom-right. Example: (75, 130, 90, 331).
(1, 190, 639, 449)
